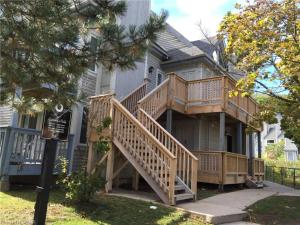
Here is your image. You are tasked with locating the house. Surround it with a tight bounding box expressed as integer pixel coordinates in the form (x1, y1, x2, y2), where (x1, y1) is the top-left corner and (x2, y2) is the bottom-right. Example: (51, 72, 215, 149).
(0, 0, 264, 205)
(256, 114, 299, 161)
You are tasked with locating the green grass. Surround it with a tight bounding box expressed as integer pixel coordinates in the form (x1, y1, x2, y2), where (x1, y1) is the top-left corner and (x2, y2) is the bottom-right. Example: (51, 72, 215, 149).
(247, 196, 300, 225)
(0, 189, 210, 225)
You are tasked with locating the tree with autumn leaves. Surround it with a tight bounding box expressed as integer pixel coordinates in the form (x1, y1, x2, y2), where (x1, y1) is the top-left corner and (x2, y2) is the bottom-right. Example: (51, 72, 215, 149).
(219, 0, 300, 147)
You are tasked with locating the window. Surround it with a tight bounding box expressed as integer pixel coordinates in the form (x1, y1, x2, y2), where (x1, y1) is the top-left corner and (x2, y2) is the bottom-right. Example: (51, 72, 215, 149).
(79, 107, 88, 144)
(88, 36, 98, 72)
(156, 70, 164, 86)
(267, 139, 275, 144)
(20, 114, 38, 129)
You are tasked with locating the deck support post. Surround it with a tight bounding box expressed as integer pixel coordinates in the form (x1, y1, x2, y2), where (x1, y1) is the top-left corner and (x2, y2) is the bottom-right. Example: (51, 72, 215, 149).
(236, 122, 243, 154)
(219, 112, 225, 151)
(0, 176, 10, 191)
(248, 133, 254, 176)
(132, 169, 140, 191)
(257, 132, 262, 158)
(166, 109, 173, 134)
(105, 146, 115, 193)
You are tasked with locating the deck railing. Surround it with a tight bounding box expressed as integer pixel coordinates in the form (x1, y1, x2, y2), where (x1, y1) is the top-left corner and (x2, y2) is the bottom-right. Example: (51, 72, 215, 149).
(253, 158, 265, 181)
(191, 151, 248, 185)
(167, 73, 260, 128)
(0, 126, 74, 177)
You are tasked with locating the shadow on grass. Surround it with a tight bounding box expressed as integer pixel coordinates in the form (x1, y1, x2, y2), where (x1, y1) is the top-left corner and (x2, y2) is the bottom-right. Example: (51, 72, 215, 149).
(3, 186, 207, 225)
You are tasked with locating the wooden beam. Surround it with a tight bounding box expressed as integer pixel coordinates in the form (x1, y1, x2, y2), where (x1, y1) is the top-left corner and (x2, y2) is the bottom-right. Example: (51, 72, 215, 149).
(113, 160, 129, 179)
(105, 146, 116, 193)
(86, 143, 95, 174)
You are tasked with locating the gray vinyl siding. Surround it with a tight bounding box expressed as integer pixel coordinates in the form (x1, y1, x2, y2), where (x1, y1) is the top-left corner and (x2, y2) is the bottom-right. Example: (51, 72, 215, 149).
(147, 53, 165, 92)
(0, 105, 13, 127)
(163, 62, 219, 81)
(114, 61, 146, 100)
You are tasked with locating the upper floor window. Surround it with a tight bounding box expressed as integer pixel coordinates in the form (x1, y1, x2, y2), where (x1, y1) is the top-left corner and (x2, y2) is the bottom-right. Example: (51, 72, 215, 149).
(156, 70, 164, 86)
(88, 36, 98, 72)
(267, 139, 275, 144)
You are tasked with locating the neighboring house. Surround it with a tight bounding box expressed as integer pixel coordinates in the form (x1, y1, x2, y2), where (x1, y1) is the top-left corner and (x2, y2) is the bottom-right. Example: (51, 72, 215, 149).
(0, 0, 264, 204)
(257, 114, 299, 161)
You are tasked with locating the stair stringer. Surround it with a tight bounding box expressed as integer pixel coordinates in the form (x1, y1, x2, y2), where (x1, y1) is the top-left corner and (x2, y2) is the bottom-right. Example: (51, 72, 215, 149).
(113, 138, 171, 205)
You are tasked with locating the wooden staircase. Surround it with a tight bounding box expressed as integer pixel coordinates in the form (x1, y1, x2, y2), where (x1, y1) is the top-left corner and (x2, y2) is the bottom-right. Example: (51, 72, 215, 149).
(87, 80, 198, 205)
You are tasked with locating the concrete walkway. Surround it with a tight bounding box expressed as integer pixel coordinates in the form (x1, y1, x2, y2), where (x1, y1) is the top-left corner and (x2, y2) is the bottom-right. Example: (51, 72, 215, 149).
(178, 181, 300, 224)
(107, 181, 300, 225)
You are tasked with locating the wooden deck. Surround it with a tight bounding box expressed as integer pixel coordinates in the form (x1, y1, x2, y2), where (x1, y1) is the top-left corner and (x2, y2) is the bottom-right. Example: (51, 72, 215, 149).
(168, 73, 260, 129)
(191, 151, 248, 185)
(87, 74, 264, 204)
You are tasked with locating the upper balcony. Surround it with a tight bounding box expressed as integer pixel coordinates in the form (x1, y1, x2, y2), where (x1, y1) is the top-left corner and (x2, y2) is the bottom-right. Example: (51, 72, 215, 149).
(165, 73, 260, 130)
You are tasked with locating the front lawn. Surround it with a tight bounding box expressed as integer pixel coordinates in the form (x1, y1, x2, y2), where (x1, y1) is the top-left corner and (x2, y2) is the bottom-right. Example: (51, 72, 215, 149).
(247, 196, 300, 225)
(0, 188, 209, 225)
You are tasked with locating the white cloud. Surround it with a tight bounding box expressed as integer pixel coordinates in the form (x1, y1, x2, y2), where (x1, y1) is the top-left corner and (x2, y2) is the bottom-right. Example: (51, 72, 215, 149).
(152, 0, 240, 41)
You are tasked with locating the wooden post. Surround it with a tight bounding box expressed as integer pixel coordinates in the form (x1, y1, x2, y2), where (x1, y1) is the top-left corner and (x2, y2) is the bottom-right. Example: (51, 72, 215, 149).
(236, 122, 243, 154)
(257, 131, 262, 158)
(219, 112, 225, 151)
(86, 142, 95, 174)
(191, 159, 198, 199)
(132, 169, 140, 191)
(166, 109, 173, 134)
(105, 145, 115, 192)
(248, 133, 253, 176)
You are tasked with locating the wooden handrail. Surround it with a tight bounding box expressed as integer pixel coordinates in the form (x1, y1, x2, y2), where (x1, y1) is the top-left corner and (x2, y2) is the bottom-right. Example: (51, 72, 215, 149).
(112, 99, 176, 159)
(112, 99, 176, 203)
(121, 82, 147, 115)
(138, 108, 198, 194)
(138, 79, 169, 119)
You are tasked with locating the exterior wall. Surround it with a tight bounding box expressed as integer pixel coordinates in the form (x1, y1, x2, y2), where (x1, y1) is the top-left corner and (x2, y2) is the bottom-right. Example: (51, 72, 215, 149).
(0, 106, 14, 127)
(146, 53, 165, 92)
(162, 62, 220, 81)
(114, 61, 146, 100)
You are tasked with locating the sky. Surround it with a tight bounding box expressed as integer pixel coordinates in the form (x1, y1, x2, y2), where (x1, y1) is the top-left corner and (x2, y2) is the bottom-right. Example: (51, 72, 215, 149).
(151, 0, 241, 41)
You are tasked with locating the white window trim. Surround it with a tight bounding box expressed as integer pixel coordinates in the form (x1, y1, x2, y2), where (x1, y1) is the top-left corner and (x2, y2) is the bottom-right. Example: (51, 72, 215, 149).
(266, 139, 275, 144)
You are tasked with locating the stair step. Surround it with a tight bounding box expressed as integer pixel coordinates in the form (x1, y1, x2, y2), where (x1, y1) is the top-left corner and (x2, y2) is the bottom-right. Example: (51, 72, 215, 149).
(175, 193, 194, 201)
(175, 184, 186, 191)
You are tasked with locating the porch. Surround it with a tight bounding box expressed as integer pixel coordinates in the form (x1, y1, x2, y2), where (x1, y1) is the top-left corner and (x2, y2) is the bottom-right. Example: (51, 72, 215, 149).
(0, 126, 74, 190)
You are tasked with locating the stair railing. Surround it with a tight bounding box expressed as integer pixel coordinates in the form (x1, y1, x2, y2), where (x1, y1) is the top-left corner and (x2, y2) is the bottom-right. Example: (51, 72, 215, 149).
(137, 108, 198, 196)
(138, 79, 169, 120)
(111, 99, 177, 204)
(121, 82, 147, 115)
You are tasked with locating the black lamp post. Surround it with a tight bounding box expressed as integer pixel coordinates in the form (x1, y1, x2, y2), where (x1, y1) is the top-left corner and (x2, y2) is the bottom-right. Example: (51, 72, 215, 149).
(33, 104, 70, 225)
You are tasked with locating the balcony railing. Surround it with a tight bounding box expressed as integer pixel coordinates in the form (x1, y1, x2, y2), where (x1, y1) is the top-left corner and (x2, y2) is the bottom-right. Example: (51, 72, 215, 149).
(0, 126, 74, 176)
(191, 151, 248, 185)
(168, 73, 260, 128)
